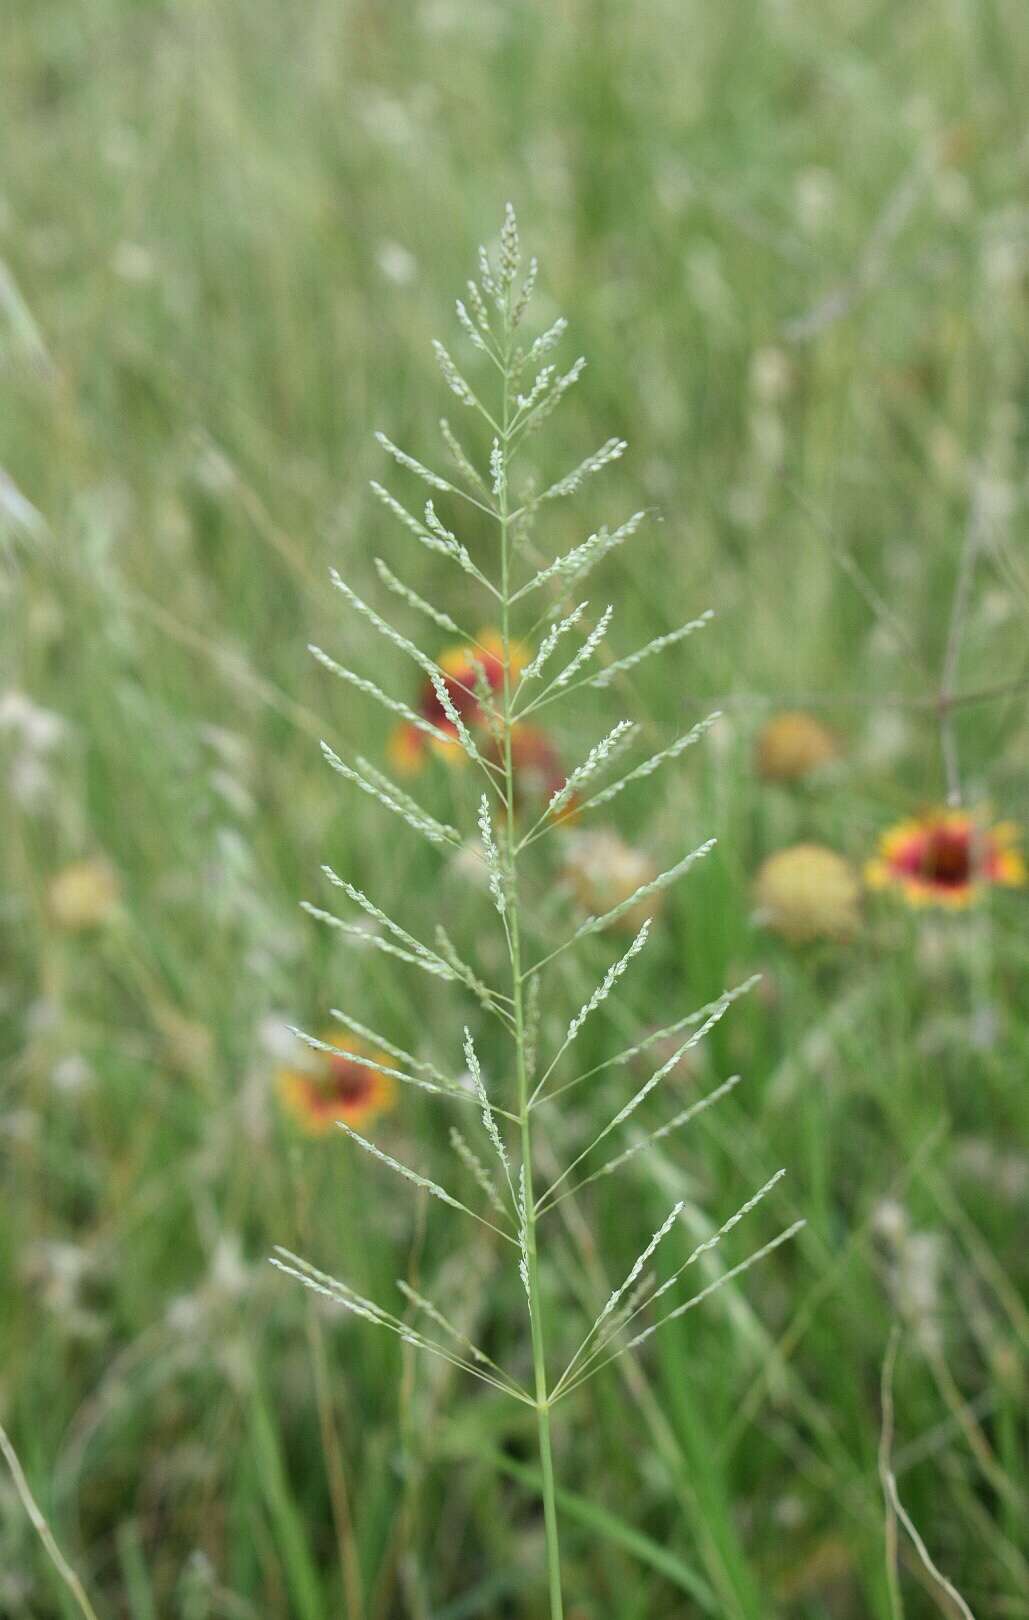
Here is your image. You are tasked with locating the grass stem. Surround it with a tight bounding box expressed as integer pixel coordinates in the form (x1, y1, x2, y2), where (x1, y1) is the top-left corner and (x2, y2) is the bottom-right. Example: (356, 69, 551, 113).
(0, 1422, 101, 1620)
(497, 287, 566, 1620)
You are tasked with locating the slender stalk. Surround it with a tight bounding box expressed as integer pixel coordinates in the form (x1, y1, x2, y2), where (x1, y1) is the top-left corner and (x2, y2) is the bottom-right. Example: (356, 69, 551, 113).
(497, 292, 565, 1620)
(0, 1422, 100, 1620)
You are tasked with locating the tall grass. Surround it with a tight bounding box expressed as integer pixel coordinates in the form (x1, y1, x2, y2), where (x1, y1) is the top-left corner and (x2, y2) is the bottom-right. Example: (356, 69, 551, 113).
(272, 207, 800, 1617)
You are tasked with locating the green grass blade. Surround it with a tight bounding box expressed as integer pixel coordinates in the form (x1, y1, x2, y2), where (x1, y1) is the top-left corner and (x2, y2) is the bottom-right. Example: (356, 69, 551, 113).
(473, 1447, 717, 1611)
(247, 1387, 325, 1620)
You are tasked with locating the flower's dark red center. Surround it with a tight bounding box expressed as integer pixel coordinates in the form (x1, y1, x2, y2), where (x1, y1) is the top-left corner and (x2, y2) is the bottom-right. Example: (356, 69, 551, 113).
(325, 1054, 374, 1106)
(918, 827, 972, 887)
(421, 671, 476, 727)
(419, 655, 504, 730)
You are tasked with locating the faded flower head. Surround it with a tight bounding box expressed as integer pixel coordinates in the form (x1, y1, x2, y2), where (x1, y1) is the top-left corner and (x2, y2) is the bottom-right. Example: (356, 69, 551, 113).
(873, 1200, 945, 1354)
(0, 690, 66, 753)
(562, 829, 659, 932)
(47, 858, 121, 932)
(755, 711, 837, 783)
(866, 809, 1024, 908)
(277, 1030, 397, 1137)
(749, 345, 793, 404)
(1, 690, 68, 809)
(754, 844, 861, 943)
(21, 1239, 106, 1340)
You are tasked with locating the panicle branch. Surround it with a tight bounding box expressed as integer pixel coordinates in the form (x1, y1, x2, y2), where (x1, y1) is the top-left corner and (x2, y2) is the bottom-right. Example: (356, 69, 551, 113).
(518, 601, 589, 685)
(556, 920, 651, 1060)
(589, 611, 715, 689)
(374, 556, 465, 636)
(319, 739, 459, 848)
(537, 438, 627, 503)
(549, 604, 614, 690)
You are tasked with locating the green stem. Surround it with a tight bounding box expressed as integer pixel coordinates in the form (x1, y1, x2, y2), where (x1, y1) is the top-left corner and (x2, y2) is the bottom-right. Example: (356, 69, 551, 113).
(0, 1422, 101, 1620)
(498, 301, 565, 1620)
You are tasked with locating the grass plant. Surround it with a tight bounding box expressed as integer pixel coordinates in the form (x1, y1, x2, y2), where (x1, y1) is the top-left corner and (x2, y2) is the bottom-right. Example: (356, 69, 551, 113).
(273, 207, 798, 1618)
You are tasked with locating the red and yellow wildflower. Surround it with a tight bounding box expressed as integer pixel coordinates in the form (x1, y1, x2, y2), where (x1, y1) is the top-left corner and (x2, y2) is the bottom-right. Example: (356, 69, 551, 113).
(388, 630, 527, 774)
(277, 1030, 396, 1136)
(866, 809, 1024, 908)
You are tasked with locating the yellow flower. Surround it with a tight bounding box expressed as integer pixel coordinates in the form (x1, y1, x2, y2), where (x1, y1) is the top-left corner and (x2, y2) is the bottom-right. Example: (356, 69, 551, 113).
(754, 844, 860, 942)
(387, 720, 431, 775)
(755, 711, 837, 782)
(562, 830, 660, 931)
(47, 859, 121, 932)
(277, 1030, 397, 1137)
(866, 809, 1025, 908)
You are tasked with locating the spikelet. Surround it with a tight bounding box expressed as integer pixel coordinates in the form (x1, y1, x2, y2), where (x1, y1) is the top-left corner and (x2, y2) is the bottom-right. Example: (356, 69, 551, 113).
(548, 721, 636, 817)
(519, 602, 589, 684)
(478, 794, 507, 916)
(564, 920, 651, 1048)
(550, 605, 614, 689)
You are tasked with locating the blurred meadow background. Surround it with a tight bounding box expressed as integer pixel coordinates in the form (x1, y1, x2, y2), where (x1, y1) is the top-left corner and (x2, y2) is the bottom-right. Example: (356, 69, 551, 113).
(2, 1, 1029, 1616)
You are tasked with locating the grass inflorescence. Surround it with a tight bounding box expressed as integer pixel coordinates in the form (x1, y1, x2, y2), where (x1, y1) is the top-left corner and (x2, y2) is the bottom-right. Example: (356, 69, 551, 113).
(272, 206, 799, 1619)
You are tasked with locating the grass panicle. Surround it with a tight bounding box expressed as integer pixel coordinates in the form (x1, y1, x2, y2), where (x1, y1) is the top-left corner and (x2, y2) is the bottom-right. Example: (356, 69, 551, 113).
(275, 208, 799, 1618)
